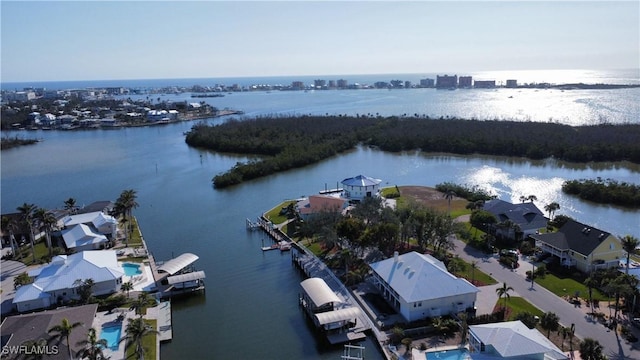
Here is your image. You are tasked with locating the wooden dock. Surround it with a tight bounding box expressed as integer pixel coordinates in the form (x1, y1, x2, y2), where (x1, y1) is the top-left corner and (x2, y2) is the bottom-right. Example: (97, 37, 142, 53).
(256, 216, 292, 251)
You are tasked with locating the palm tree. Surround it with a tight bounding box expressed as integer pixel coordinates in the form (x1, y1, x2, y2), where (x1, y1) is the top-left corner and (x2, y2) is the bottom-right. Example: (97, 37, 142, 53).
(17, 203, 37, 263)
(121, 281, 134, 298)
(119, 317, 159, 360)
(527, 195, 538, 203)
(76, 328, 108, 360)
(132, 292, 156, 317)
(20, 338, 49, 360)
(115, 189, 139, 245)
(470, 261, 478, 285)
(540, 311, 560, 338)
(443, 190, 456, 214)
(34, 207, 57, 257)
(583, 276, 599, 314)
(579, 338, 604, 360)
(64, 198, 78, 214)
(621, 235, 640, 274)
(568, 323, 576, 353)
(496, 282, 514, 317)
(544, 202, 560, 220)
(48, 317, 83, 360)
(1, 215, 19, 258)
(519, 195, 527, 203)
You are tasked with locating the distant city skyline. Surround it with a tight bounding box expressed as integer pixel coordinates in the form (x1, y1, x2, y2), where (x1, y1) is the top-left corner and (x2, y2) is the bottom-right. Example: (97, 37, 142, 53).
(1, 1, 638, 83)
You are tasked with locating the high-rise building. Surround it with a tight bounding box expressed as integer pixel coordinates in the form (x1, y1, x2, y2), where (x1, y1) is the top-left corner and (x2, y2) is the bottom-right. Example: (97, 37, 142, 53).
(458, 76, 472, 88)
(436, 75, 457, 89)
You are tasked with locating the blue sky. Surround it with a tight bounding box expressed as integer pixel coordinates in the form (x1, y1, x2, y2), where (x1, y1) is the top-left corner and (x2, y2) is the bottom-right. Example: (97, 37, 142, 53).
(1, 1, 638, 82)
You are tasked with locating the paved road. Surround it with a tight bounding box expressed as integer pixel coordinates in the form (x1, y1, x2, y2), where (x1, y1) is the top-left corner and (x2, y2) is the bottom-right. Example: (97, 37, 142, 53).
(451, 238, 640, 360)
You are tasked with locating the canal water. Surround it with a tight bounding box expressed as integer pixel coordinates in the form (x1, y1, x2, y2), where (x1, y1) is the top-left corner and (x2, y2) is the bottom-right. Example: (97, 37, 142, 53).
(2, 122, 639, 359)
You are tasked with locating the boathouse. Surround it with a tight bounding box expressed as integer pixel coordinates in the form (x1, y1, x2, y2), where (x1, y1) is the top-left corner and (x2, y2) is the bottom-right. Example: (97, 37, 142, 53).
(299, 278, 364, 344)
(340, 175, 382, 202)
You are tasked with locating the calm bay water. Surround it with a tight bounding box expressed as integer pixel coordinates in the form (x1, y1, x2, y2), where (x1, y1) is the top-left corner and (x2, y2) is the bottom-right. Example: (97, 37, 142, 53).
(1, 69, 639, 359)
(1, 123, 639, 359)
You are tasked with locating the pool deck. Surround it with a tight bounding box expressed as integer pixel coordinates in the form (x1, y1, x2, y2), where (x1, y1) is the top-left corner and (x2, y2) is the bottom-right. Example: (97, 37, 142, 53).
(94, 307, 137, 360)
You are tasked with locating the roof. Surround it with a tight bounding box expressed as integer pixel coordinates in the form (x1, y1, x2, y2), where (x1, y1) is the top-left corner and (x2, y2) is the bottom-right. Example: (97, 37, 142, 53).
(314, 307, 362, 325)
(482, 199, 547, 231)
(61, 223, 108, 249)
(158, 253, 199, 275)
(167, 270, 206, 285)
(341, 175, 382, 187)
(77, 201, 114, 214)
(15, 251, 123, 303)
(369, 251, 479, 303)
(469, 321, 567, 359)
(300, 278, 342, 308)
(530, 219, 614, 256)
(0, 304, 98, 360)
(298, 195, 348, 215)
(62, 211, 116, 229)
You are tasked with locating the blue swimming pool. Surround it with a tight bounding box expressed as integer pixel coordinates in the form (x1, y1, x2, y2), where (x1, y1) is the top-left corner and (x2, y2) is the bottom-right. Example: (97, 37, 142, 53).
(100, 324, 122, 350)
(122, 262, 142, 276)
(426, 348, 471, 360)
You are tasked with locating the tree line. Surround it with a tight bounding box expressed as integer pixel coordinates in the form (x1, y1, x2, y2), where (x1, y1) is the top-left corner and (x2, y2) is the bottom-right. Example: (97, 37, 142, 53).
(184, 115, 640, 188)
(562, 178, 640, 208)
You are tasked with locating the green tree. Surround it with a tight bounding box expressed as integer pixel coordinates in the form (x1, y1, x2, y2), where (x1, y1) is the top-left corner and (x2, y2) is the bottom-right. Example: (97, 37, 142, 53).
(64, 197, 78, 214)
(115, 189, 139, 245)
(444, 190, 456, 214)
(19, 338, 49, 360)
(131, 292, 156, 317)
(14, 271, 34, 289)
(73, 278, 95, 304)
(495, 282, 514, 317)
(540, 311, 560, 338)
(544, 202, 560, 220)
(119, 317, 159, 360)
(579, 338, 605, 360)
(17, 202, 37, 263)
(1, 215, 19, 258)
(76, 328, 108, 360)
(121, 281, 134, 298)
(48, 317, 83, 360)
(583, 276, 599, 314)
(621, 235, 640, 275)
(34, 207, 57, 257)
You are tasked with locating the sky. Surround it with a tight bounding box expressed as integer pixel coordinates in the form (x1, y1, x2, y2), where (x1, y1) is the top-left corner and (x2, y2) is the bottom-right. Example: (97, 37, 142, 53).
(1, 1, 638, 82)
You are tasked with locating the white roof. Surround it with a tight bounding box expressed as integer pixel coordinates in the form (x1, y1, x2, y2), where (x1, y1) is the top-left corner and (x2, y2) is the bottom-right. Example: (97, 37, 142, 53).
(300, 278, 342, 308)
(167, 271, 206, 285)
(369, 251, 479, 303)
(157, 253, 199, 275)
(470, 321, 567, 360)
(63, 211, 116, 229)
(314, 307, 361, 325)
(61, 224, 108, 249)
(14, 251, 124, 303)
(341, 175, 382, 187)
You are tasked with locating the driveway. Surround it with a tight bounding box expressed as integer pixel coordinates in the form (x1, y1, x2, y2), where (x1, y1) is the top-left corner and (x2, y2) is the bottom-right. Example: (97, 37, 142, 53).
(451, 237, 639, 360)
(1, 260, 27, 315)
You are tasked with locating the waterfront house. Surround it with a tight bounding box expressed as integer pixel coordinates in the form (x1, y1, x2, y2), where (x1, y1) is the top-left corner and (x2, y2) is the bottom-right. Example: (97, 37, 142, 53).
(530, 219, 622, 273)
(60, 224, 109, 251)
(61, 211, 117, 237)
(296, 195, 349, 220)
(482, 199, 548, 241)
(368, 251, 479, 322)
(468, 320, 567, 359)
(13, 251, 124, 312)
(0, 304, 99, 360)
(341, 175, 382, 202)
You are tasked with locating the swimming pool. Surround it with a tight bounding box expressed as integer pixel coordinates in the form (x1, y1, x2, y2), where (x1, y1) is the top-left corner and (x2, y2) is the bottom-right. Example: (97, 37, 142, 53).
(122, 262, 142, 276)
(426, 348, 471, 360)
(100, 324, 122, 350)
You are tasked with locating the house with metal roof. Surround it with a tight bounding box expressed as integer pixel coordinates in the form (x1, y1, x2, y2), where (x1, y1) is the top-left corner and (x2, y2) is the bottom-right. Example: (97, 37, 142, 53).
(341, 174, 382, 202)
(468, 320, 568, 359)
(369, 251, 479, 322)
(61, 211, 117, 237)
(13, 251, 124, 313)
(60, 223, 108, 251)
(482, 199, 548, 241)
(529, 219, 622, 273)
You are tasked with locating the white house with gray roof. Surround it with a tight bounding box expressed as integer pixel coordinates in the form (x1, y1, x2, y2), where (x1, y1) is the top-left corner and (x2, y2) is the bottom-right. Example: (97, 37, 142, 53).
(468, 320, 567, 359)
(369, 251, 479, 322)
(341, 174, 382, 201)
(13, 250, 124, 313)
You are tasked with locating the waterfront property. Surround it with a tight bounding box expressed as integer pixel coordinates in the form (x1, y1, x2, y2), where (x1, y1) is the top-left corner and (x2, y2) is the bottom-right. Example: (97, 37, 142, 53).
(61, 210, 118, 237)
(0, 304, 99, 360)
(341, 174, 382, 202)
(60, 223, 109, 251)
(530, 219, 623, 273)
(13, 250, 124, 312)
(468, 321, 567, 359)
(296, 194, 349, 220)
(481, 199, 548, 241)
(369, 251, 479, 322)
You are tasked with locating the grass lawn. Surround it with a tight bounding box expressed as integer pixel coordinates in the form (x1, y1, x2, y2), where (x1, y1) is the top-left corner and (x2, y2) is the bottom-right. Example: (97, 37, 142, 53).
(124, 319, 157, 360)
(18, 241, 49, 266)
(264, 200, 297, 225)
(504, 297, 544, 320)
(126, 217, 143, 247)
(534, 272, 609, 301)
(453, 260, 497, 286)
